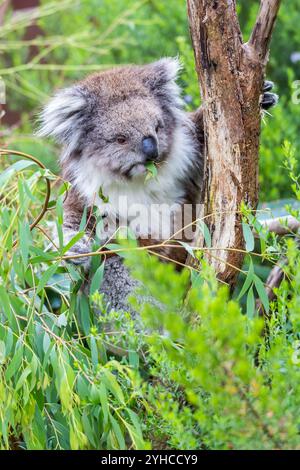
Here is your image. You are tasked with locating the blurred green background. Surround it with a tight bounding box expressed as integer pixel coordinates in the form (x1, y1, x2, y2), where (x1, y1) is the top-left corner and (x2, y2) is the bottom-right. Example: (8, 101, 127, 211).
(1, 0, 300, 202)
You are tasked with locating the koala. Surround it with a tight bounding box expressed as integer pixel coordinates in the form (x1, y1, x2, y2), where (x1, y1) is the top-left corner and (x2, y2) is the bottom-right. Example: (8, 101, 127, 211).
(38, 58, 278, 269)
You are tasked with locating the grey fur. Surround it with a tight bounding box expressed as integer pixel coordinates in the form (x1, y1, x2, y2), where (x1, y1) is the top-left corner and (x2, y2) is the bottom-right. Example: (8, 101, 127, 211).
(100, 256, 163, 319)
(39, 58, 204, 274)
(100, 256, 139, 314)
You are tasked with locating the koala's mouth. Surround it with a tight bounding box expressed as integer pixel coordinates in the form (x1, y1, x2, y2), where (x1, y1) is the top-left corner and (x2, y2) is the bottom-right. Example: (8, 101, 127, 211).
(124, 163, 147, 179)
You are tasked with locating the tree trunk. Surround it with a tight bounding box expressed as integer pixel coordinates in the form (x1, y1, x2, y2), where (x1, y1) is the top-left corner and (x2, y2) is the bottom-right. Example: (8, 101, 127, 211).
(187, 0, 281, 288)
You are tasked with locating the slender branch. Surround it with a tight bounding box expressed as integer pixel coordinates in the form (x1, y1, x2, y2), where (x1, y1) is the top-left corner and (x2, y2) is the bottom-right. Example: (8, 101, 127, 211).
(0, 148, 51, 244)
(255, 215, 300, 237)
(248, 0, 282, 60)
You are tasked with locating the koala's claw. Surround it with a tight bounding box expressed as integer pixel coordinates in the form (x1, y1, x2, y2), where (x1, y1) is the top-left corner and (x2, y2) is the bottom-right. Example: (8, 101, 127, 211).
(263, 80, 274, 92)
(262, 81, 278, 110)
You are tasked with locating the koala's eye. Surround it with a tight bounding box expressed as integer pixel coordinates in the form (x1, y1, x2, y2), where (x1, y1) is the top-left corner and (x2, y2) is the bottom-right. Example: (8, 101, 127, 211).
(116, 135, 127, 144)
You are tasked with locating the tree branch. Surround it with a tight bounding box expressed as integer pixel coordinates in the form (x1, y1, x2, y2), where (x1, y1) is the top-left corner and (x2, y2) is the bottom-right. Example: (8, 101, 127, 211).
(255, 215, 300, 237)
(248, 0, 282, 61)
(187, 0, 281, 287)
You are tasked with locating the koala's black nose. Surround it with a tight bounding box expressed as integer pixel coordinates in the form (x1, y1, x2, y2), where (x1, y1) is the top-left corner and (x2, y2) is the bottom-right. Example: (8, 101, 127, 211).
(142, 136, 158, 160)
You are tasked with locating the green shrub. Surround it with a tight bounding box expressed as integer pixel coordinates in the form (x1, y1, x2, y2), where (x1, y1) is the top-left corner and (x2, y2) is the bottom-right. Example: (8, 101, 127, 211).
(0, 154, 146, 450)
(124, 250, 300, 450)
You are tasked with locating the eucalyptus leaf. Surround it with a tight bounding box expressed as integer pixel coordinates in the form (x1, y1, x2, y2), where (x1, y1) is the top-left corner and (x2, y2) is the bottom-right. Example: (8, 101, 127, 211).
(242, 222, 255, 252)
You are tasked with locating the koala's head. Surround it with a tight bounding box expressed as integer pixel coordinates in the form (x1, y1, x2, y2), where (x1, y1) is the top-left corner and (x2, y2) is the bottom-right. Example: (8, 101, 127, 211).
(39, 58, 183, 180)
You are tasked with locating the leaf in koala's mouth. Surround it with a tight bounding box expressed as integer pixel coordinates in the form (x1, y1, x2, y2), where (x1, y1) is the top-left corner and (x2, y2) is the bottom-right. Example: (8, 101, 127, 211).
(145, 162, 158, 181)
(98, 186, 109, 203)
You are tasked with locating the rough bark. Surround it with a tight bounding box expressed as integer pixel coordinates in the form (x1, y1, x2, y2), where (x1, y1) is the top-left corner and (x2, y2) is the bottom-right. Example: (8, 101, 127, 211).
(187, 0, 281, 287)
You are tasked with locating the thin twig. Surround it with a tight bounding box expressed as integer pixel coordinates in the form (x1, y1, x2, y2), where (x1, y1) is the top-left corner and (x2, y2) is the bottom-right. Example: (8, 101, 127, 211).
(0, 148, 51, 245)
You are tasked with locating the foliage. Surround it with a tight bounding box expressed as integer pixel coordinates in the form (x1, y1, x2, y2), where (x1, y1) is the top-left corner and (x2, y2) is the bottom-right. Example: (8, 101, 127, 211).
(123, 249, 300, 450)
(2, 141, 300, 449)
(0, 155, 146, 450)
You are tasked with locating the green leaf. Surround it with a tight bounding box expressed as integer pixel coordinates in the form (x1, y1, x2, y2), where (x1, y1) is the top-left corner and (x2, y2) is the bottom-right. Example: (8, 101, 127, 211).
(82, 412, 97, 448)
(197, 220, 212, 247)
(123, 411, 144, 449)
(57, 181, 71, 196)
(61, 231, 85, 255)
(254, 275, 269, 313)
(43, 332, 51, 354)
(19, 220, 31, 267)
(0, 341, 6, 364)
(4, 329, 13, 357)
(246, 286, 255, 318)
(79, 294, 90, 336)
(102, 369, 125, 405)
(59, 374, 72, 411)
(56, 196, 64, 226)
(110, 414, 125, 449)
(237, 259, 254, 301)
(98, 186, 109, 203)
(90, 336, 98, 367)
(190, 270, 204, 289)
(5, 345, 23, 381)
(76, 376, 89, 398)
(90, 262, 105, 296)
(145, 161, 158, 181)
(29, 246, 57, 263)
(128, 351, 139, 369)
(0, 160, 36, 186)
(36, 263, 59, 294)
(99, 383, 109, 426)
(0, 287, 18, 331)
(66, 263, 82, 282)
(178, 241, 195, 258)
(55, 196, 64, 247)
(56, 313, 68, 328)
(47, 200, 56, 209)
(79, 206, 88, 231)
(242, 222, 255, 252)
(15, 366, 32, 391)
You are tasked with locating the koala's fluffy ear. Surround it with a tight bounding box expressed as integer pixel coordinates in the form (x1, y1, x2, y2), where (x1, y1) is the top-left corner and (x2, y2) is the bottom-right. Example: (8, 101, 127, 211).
(141, 57, 182, 106)
(37, 86, 87, 157)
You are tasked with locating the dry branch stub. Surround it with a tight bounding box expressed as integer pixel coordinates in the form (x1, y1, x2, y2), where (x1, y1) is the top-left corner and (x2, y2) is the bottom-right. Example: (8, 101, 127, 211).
(187, 0, 281, 288)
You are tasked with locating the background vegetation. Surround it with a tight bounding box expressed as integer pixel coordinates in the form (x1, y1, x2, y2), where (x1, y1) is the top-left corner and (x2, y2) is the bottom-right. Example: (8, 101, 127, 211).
(0, 0, 300, 450)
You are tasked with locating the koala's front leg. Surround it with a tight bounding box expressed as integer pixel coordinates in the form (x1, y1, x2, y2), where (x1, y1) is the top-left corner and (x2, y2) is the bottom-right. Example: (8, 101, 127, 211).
(61, 188, 94, 270)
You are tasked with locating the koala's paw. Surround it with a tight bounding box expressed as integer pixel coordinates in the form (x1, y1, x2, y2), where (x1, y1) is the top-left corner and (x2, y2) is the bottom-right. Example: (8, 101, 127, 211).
(262, 81, 278, 110)
(63, 231, 92, 271)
